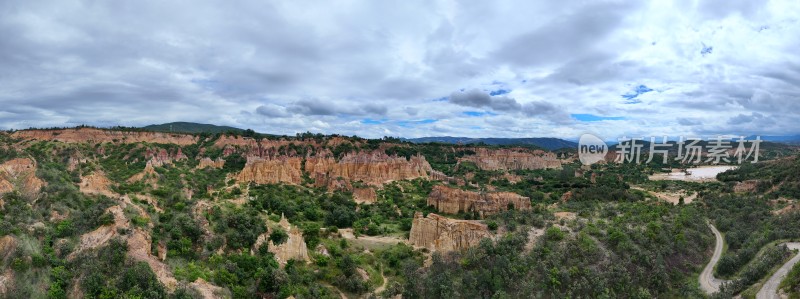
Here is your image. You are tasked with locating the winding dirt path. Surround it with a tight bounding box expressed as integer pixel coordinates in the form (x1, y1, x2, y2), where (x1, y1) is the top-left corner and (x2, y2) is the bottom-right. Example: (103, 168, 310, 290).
(757, 243, 800, 299)
(374, 267, 388, 294)
(700, 222, 729, 294)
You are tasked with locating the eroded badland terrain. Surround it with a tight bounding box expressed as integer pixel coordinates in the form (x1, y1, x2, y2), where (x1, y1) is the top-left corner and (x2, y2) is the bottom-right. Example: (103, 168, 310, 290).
(1, 127, 800, 298)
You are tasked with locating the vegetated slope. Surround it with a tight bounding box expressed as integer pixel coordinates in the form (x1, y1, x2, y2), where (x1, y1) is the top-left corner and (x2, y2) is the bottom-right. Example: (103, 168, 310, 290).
(142, 122, 244, 134)
(717, 155, 800, 198)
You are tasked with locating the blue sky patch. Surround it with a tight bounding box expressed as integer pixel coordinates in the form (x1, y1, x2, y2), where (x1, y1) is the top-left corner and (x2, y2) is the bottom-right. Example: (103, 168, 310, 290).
(397, 119, 437, 127)
(571, 114, 626, 122)
(361, 118, 387, 125)
(489, 89, 511, 96)
(701, 43, 713, 56)
(462, 111, 497, 117)
(621, 84, 653, 104)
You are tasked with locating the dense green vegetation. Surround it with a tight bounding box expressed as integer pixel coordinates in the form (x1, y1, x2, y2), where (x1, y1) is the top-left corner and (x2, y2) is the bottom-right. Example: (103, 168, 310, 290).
(780, 259, 800, 298)
(705, 194, 800, 278)
(718, 156, 800, 198)
(400, 203, 710, 298)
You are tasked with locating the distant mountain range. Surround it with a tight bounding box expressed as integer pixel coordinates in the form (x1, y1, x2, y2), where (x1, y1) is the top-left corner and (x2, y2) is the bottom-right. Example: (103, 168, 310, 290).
(403, 137, 578, 150)
(746, 135, 800, 144)
(142, 122, 244, 134)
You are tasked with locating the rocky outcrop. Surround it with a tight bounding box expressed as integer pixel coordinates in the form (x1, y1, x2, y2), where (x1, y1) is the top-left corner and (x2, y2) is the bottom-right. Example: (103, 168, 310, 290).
(734, 180, 759, 193)
(408, 212, 491, 252)
(144, 147, 187, 167)
(127, 229, 178, 290)
(459, 148, 561, 171)
(0, 269, 12, 297)
(306, 151, 431, 187)
(426, 185, 531, 217)
(69, 205, 129, 259)
(0, 158, 45, 198)
(69, 202, 177, 290)
(237, 150, 432, 187)
(0, 235, 17, 295)
(80, 171, 116, 197)
(429, 170, 463, 185)
(353, 187, 377, 204)
(0, 235, 17, 263)
(128, 162, 160, 186)
(190, 278, 230, 299)
(196, 157, 225, 169)
(561, 191, 573, 202)
(237, 156, 304, 185)
(12, 128, 197, 145)
(265, 214, 310, 266)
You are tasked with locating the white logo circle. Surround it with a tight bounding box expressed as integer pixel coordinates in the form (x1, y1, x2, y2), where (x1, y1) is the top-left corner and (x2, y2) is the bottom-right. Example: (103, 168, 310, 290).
(578, 133, 607, 165)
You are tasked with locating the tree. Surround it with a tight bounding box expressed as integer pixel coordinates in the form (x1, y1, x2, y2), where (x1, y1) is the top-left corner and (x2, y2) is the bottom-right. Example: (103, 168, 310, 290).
(269, 228, 288, 245)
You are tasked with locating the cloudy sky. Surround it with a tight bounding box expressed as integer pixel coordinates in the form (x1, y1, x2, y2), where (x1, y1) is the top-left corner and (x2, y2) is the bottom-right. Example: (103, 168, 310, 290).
(1, 0, 799, 139)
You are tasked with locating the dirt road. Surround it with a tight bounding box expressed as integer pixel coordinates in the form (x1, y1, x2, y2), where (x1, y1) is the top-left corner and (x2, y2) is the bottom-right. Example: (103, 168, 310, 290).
(700, 223, 729, 294)
(757, 243, 800, 299)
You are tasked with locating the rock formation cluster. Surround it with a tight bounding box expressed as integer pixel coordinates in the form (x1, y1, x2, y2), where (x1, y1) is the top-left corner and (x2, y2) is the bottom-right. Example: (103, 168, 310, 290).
(237, 150, 432, 188)
(306, 151, 432, 187)
(196, 157, 225, 169)
(426, 185, 531, 217)
(237, 156, 304, 185)
(459, 148, 561, 171)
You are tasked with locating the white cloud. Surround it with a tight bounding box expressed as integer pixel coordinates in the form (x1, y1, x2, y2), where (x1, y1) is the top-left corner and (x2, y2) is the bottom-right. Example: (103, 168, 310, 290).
(0, 0, 798, 139)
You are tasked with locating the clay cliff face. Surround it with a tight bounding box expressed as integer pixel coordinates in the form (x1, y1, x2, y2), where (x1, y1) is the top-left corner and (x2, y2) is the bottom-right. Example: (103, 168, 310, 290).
(237, 156, 304, 185)
(79, 171, 116, 198)
(459, 148, 561, 171)
(426, 185, 531, 217)
(408, 212, 491, 252)
(236, 150, 432, 188)
(306, 151, 431, 187)
(12, 128, 197, 145)
(144, 147, 187, 167)
(353, 187, 377, 204)
(266, 215, 310, 266)
(0, 158, 45, 197)
(196, 157, 225, 169)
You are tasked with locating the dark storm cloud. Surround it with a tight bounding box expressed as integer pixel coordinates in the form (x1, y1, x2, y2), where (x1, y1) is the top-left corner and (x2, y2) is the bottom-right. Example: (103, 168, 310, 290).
(448, 89, 570, 124)
(285, 99, 388, 116)
(287, 100, 340, 116)
(521, 101, 571, 124)
(255, 104, 289, 118)
(448, 89, 521, 112)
